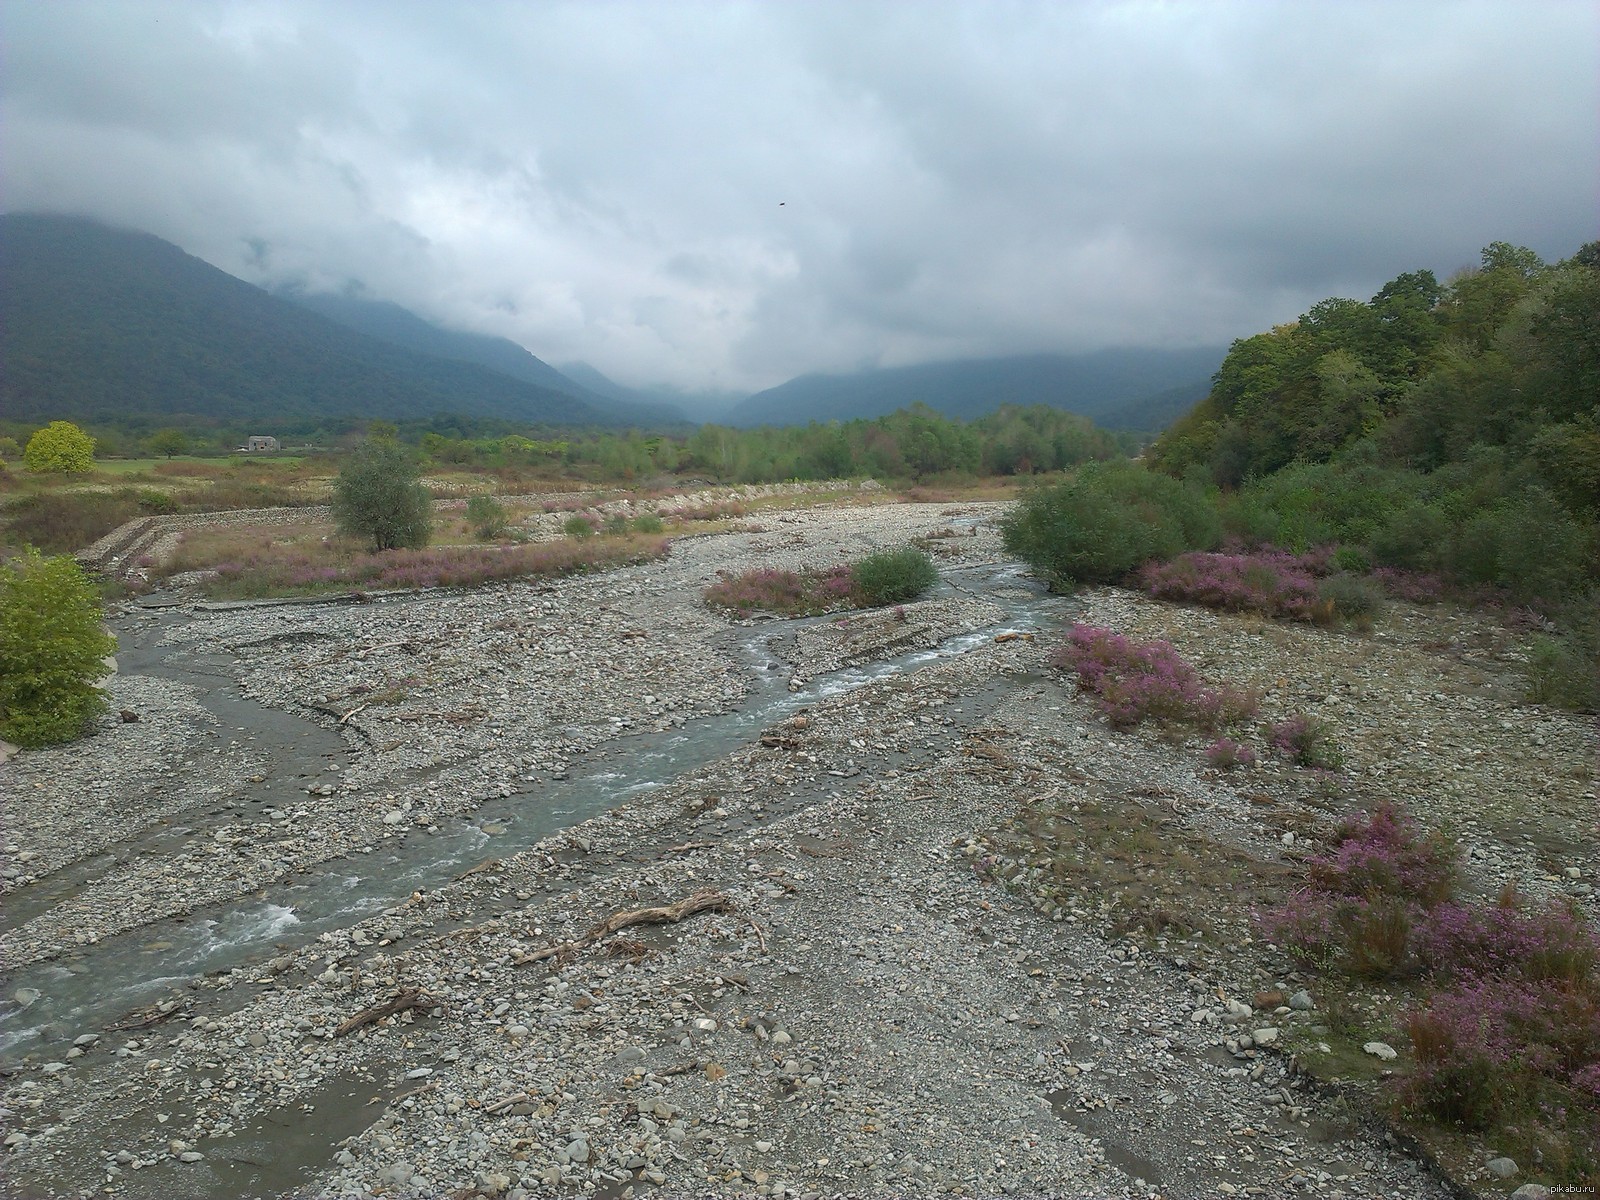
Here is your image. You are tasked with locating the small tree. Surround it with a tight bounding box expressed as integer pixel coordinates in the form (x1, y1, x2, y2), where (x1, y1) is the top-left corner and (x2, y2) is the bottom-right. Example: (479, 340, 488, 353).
(333, 440, 432, 551)
(0, 436, 22, 461)
(24, 421, 96, 473)
(0, 550, 117, 748)
(146, 428, 190, 459)
(465, 495, 508, 540)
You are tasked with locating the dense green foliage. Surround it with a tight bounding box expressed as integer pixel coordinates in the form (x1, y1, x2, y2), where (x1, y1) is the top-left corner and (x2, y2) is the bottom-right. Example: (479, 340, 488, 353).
(399, 403, 1125, 483)
(23, 420, 95, 473)
(0, 550, 117, 748)
(849, 547, 939, 605)
(1152, 241, 1599, 493)
(1007, 240, 1597, 709)
(1000, 462, 1220, 588)
(332, 441, 433, 551)
(146, 428, 190, 458)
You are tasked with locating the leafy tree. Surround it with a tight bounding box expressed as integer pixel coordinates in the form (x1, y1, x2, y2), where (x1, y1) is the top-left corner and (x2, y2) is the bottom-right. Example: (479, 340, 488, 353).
(24, 421, 96, 473)
(0, 550, 117, 748)
(146, 427, 190, 458)
(0, 436, 21, 460)
(332, 440, 432, 551)
(465, 495, 508, 539)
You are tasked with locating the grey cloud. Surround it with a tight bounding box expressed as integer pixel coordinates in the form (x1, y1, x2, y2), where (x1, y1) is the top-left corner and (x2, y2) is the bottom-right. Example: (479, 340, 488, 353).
(2, 0, 1594, 393)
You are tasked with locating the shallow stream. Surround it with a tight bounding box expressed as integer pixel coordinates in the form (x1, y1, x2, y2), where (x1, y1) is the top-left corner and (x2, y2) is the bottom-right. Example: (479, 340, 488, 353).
(0, 562, 1063, 1065)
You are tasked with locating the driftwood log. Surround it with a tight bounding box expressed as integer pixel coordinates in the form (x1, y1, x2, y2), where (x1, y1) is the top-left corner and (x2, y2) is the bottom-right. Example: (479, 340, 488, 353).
(333, 986, 441, 1037)
(107, 999, 190, 1031)
(514, 890, 734, 966)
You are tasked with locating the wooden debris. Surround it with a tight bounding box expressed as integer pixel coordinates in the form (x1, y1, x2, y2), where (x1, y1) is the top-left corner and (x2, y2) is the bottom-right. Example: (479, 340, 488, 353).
(660, 840, 718, 856)
(514, 890, 734, 966)
(455, 857, 505, 881)
(333, 986, 440, 1037)
(745, 915, 767, 953)
(107, 998, 190, 1031)
(484, 1091, 533, 1116)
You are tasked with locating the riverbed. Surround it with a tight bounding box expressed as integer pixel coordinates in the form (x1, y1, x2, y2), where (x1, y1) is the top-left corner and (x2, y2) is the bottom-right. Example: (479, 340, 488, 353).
(2, 498, 1592, 1199)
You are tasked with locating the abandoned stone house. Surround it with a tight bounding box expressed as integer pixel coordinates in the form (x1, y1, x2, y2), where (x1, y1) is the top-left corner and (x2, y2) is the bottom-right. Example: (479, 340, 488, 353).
(244, 435, 279, 452)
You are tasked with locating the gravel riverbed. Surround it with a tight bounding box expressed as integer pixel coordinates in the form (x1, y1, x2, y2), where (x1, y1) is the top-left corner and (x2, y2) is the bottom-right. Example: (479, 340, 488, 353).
(1, 497, 1594, 1200)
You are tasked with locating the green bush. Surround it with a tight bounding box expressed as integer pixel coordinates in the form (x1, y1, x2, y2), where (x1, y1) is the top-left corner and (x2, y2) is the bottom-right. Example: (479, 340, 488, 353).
(1369, 501, 1450, 571)
(632, 513, 665, 534)
(0, 550, 117, 748)
(849, 546, 938, 606)
(1525, 597, 1600, 712)
(1001, 461, 1220, 589)
(465, 495, 508, 540)
(4, 490, 145, 553)
(563, 513, 597, 539)
(332, 441, 433, 552)
(1444, 489, 1594, 604)
(23, 421, 96, 473)
(1316, 572, 1386, 626)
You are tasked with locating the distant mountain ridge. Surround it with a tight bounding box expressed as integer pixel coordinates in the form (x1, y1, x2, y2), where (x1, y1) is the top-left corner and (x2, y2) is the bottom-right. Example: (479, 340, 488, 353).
(726, 348, 1224, 430)
(0, 214, 655, 429)
(281, 291, 687, 426)
(554, 361, 741, 424)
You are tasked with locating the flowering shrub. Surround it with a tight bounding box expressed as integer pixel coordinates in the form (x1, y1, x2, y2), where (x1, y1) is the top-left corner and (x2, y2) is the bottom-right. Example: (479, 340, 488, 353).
(1204, 737, 1257, 770)
(1268, 714, 1344, 769)
(203, 537, 668, 598)
(1259, 800, 1600, 1174)
(1413, 897, 1600, 986)
(704, 548, 935, 617)
(1141, 549, 1328, 621)
(1309, 802, 1457, 905)
(1404, 978, 1551, 1128)
(1369, 567, 1447, 604)
(1052, 624, 1257, 730)
(1141, 546, 1388, 628)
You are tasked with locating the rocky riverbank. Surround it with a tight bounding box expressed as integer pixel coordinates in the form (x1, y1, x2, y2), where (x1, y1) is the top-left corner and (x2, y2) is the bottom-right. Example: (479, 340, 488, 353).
(1, 497, 1593, 1200)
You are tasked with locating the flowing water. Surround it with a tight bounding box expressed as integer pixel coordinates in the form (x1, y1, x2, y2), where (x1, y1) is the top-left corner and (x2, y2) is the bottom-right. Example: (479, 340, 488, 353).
(0, 563, 1063, 1064)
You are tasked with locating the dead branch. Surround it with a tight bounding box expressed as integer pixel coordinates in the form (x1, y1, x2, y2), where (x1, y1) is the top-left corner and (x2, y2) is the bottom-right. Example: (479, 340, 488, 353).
(106, 999, 190, 1031)
(455, 857, 504, 881)
(746, 915, 768, 953)
(660, 840, 718, 856)
(513, 890, 734, 966)
(333, 986, 440, 1037)
(484, 1091, 533, 1115)
(338, 702, 369, 726)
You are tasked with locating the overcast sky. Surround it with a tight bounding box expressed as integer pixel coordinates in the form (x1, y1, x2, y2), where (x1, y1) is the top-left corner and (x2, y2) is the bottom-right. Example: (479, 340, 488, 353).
(4, 1, 1596, 394)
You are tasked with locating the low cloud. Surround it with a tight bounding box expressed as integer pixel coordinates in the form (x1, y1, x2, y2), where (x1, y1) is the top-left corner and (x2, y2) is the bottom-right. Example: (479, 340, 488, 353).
(4, 0, 1595, 392)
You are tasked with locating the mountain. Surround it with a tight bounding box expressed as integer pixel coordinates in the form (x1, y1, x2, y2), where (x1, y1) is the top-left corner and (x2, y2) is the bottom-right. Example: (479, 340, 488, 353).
(556, 361, 743, 424)
(725, 348, 1226, 430)
(282, 292, 687, 427)
(0, 213, 630, 429)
